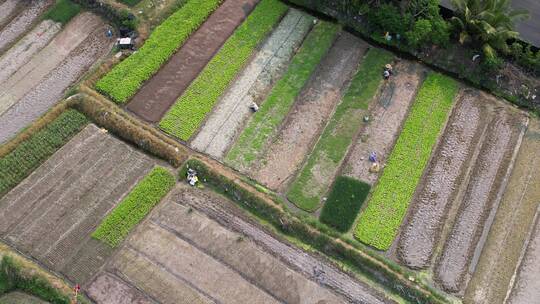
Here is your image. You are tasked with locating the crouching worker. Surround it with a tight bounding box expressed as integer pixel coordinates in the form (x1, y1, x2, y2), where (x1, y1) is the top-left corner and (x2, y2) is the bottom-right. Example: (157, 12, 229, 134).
(383, 63, 393, 80)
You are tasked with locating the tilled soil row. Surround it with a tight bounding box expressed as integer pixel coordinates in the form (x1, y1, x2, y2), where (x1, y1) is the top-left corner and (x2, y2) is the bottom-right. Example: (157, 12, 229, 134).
(252, 32, 366, 190)
(127, 0, 260, 122)
(190, 9, 314, 159)
(0, 13, 103, 118)
(464, 119, 540, 304)
(0, 21, 113, 144)
(0, 19, 61, 95)
(0, 0, 53, 53)
(182, 186, 394, 304)
(397, 90, 488, 269)
(87, 273, 156, 304)
(344, 61, 424, 185)
(435, 110, 527, 293)
(0, 0, 21, 29)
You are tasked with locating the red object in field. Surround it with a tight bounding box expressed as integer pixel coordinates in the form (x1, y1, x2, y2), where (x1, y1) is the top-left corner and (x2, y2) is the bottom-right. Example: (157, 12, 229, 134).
(74, 284, 80, 292)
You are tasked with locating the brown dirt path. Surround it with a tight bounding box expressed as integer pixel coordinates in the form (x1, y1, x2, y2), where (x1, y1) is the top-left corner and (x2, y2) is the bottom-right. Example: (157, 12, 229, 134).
(464, 119, 540, 304)
(343, 60, 424, 185)
(435, 109, 528, 293)
(127, 0, 260, 122)
(252, 32, 366, 190)
(397, 90, 488, 269)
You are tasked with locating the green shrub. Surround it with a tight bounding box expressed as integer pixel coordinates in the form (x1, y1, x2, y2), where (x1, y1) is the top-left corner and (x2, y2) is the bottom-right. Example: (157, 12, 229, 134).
(367, 4, 411, 35)
(355, 73, 458, 250)
(159, 0, 288, 141)
(92, 167, 175, 247)
(43, 0, 81, 24)
(405, 19, 432, 48)
(225, 21, 340, 167)
(287, 48, 392, 211)
(0, 110, 88, 198)
(95, 0, 223, 103)
(319, 177, 370, 232)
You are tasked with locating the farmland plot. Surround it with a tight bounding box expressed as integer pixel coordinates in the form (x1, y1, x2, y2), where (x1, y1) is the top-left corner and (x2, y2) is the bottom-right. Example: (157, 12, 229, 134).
(435, 107, 528, 293)
(0, 0, 22, 29)
(0, 124, 155, 285)
(89, 185, 392, 304)
(252, 32, 366, 190)
(190, 9, 315, 158)
(127, 0, 259, 122)
(464, 119, 540, 304)
(0, 17, 113, 144)
(0, 13, 104, 117)
(0, 0, 53, 53)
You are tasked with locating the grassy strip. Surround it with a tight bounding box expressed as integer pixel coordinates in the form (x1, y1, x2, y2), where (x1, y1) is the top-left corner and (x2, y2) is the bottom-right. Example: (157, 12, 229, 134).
(287, 48, 392, 211)
(95, 0, 223, 103)
(319, 176, 371, 232)
(0, 110, 88, 198)
(355, 73, 458, 250)
(225, 21, 340, 167)
(119, 0, 142, 6)
(92, 167, 175, 247)
(182, 158, 451, 304)
(159, 0, 288, 141)
(43, 0, 81, 24)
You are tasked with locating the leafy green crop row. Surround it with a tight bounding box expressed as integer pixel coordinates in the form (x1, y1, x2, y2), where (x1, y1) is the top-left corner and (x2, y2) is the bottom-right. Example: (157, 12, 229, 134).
(0, 110, 88, 198)
(354, 73, 458, 250)
(287, 48, 392, 211)
(92, 167, 175, 247)
(43, 0, 81, 25)
(225, 21, 340, 168)
(159, 0, 288, 141)
(95, 0, 223, 103)
(319, 176, 371, 232)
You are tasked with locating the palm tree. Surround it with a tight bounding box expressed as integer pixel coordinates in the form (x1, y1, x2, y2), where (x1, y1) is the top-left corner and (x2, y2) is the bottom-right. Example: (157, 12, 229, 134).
(450, 0, 528, 58)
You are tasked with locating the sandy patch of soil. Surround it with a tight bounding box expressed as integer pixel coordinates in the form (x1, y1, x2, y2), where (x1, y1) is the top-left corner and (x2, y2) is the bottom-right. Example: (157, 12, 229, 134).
(0, 0, 22, 29)
(0, 20, 61, 91)
(397, 90, 488, 269)
(0, 0, 53, 53)
(252, 32, 365, 190)
(435, 108, 527, 293)
(0, 13, 104, 117)
(0, 22, 113, 144)
(0, 124, 155, 285)
(180, 186, 394, 303)
(343, 61, 424, 185)
(464, 119, 540, 304)
(87, 273, 154, 304)
(127, 0, 259, 122)
(190, 9, 314, 159)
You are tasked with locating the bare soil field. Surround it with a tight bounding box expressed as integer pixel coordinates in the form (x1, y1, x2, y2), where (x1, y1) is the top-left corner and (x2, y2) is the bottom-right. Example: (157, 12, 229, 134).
(0, 20, 61, 91)
(397, 90, 489, 269)
(127, 0, 259, 122)
(464, 119, 540, 304)
(0, 21, 113, 144)
(0, 0, 22, 29)
(0, 124, 155, 284)
(252, 32, 366, 190)
(435, 107, 528, 293)
(89, 185, 392, 304)
(190, 9, 314, 158)
(0, 291, 49, 304)
(343, 61, 424, 185)
(506, 211, 540, 304)
(0, 0, 53, 53)
(0, 13, 104, 117)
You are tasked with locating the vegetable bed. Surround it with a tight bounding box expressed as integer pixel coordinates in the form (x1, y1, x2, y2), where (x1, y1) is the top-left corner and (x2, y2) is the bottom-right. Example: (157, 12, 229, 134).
(92, 166, 175, 248)
(354, 73, 458, 250)
(159, 0, 288, 141)
(287, 48, 392, 211)
(0, 110, 88, 198)
(319, 176, 371, 232)
(225, 21, 340, 168)
(95, 0, 223, 103)
(43, 0, 81, 25)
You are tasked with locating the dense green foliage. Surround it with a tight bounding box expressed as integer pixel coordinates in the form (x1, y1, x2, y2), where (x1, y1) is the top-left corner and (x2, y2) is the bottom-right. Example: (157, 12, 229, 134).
(355, 73, 458, 250)
(159, 0, 288, 140)
(0, 110, 88, 198)
(92, 167, 175, 247)
(287, 48, 392, 211)
(226, 22, 339, 167)
(95, 0, 223, 103)
(43, 0, 81, 24)
(319, 176, 371, 232)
